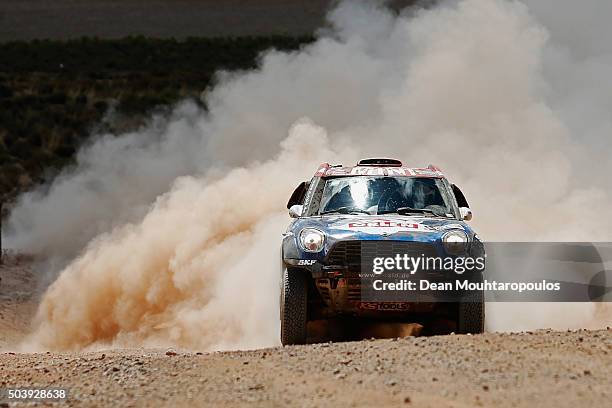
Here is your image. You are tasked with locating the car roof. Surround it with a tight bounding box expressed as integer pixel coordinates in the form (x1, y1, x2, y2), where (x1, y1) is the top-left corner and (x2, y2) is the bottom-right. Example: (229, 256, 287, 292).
(314, 159, 445, 178)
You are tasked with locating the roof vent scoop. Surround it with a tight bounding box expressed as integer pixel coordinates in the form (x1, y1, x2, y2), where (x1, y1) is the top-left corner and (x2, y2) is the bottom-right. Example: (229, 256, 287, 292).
(357, 158, 403, 167)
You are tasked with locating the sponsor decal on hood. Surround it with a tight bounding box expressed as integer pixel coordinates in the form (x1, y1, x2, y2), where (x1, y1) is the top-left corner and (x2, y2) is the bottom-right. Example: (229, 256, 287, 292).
(330, 216, 432, 235)
(318, 214, 469, 237)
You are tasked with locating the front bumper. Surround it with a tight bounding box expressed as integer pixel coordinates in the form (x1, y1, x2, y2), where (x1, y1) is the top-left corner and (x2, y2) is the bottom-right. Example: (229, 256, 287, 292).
(283, 239, 484, 314)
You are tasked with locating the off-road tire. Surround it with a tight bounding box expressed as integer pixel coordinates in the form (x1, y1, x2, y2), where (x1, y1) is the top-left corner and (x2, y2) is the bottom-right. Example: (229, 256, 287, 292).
(457, 293, 485, 334)
(280, 269, 308, 345)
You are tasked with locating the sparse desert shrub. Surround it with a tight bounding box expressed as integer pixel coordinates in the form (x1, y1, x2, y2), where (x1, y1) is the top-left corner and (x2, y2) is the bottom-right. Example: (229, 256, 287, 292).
(0, 35, 312, 204)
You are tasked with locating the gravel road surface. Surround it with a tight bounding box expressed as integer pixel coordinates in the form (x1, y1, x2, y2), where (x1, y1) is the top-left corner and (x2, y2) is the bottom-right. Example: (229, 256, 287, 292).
(2, 329, 610, 407)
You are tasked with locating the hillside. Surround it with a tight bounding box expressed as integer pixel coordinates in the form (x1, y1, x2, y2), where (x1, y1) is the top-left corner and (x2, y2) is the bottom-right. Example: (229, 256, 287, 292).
(0, 36, 312, 206)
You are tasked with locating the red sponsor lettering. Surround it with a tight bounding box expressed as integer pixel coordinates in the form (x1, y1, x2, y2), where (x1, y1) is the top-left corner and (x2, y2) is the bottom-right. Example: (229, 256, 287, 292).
(348, 221, 420, 229)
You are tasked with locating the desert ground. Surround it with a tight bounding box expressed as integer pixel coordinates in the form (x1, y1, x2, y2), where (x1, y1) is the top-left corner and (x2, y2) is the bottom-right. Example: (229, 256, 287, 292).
(0, 253, 37, 349)
(2, 332, 611, 407)
(1, 256, 610, 407)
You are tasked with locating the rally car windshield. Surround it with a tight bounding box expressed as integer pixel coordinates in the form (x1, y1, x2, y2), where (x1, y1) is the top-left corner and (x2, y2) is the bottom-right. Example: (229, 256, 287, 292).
(319, 176, 455, 217)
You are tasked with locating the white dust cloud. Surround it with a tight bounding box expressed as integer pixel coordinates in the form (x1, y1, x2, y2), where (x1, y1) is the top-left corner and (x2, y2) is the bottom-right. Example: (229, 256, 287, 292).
(22, 121, 339, 351)
(6, 0, 612, 350)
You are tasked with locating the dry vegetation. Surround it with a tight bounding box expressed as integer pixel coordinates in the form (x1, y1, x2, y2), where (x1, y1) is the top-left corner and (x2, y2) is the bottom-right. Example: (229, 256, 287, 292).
(0, 36, 312, 205)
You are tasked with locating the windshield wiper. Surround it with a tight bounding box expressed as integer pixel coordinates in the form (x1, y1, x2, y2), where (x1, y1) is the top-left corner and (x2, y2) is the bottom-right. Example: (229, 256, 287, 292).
(320, 207, 371, 215)
(378, 206, 430, 215)
(378, 206, 449, 217)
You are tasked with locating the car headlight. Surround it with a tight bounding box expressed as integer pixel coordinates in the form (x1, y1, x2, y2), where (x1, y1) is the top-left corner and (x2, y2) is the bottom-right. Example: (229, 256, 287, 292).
(442, 230, 468, 255)
(299, 228, 325, 252)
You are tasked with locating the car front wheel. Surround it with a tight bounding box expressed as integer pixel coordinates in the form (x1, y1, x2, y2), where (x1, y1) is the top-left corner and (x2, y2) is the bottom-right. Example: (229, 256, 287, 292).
(280, 268, 308, 345)
(457, 292, 485, 334)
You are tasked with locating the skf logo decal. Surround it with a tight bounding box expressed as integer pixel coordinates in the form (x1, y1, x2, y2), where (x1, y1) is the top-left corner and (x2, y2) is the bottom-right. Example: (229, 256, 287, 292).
(298, 259, 316, 266)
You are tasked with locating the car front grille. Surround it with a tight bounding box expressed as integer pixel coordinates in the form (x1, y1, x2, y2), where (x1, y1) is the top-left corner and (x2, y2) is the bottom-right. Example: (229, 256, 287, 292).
(325, 240, 439, 273)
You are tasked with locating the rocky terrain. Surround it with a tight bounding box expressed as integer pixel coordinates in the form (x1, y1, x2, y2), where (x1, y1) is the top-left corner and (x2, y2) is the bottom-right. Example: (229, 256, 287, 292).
(0, 253, 37, 349)
(0, 329, 609, 407)
(1, 256, 610, 407)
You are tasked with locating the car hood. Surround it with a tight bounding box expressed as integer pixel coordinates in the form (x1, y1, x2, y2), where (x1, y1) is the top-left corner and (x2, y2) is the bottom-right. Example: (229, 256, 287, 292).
(293, 214, 472, 244)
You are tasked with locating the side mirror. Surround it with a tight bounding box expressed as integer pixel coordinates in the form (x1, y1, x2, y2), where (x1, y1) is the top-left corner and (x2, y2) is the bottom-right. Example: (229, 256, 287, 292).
(451, 184, 469, 208)
(288, 204, 303, 218)
(287, 181, 309, 209)
(459, 207, 472, 221)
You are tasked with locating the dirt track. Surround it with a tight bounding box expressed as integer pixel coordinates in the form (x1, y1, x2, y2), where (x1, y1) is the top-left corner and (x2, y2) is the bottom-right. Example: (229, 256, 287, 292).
(0, 329, 610, 407)
(1, 258, 611, 407)
(0, 254, 37, 348)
